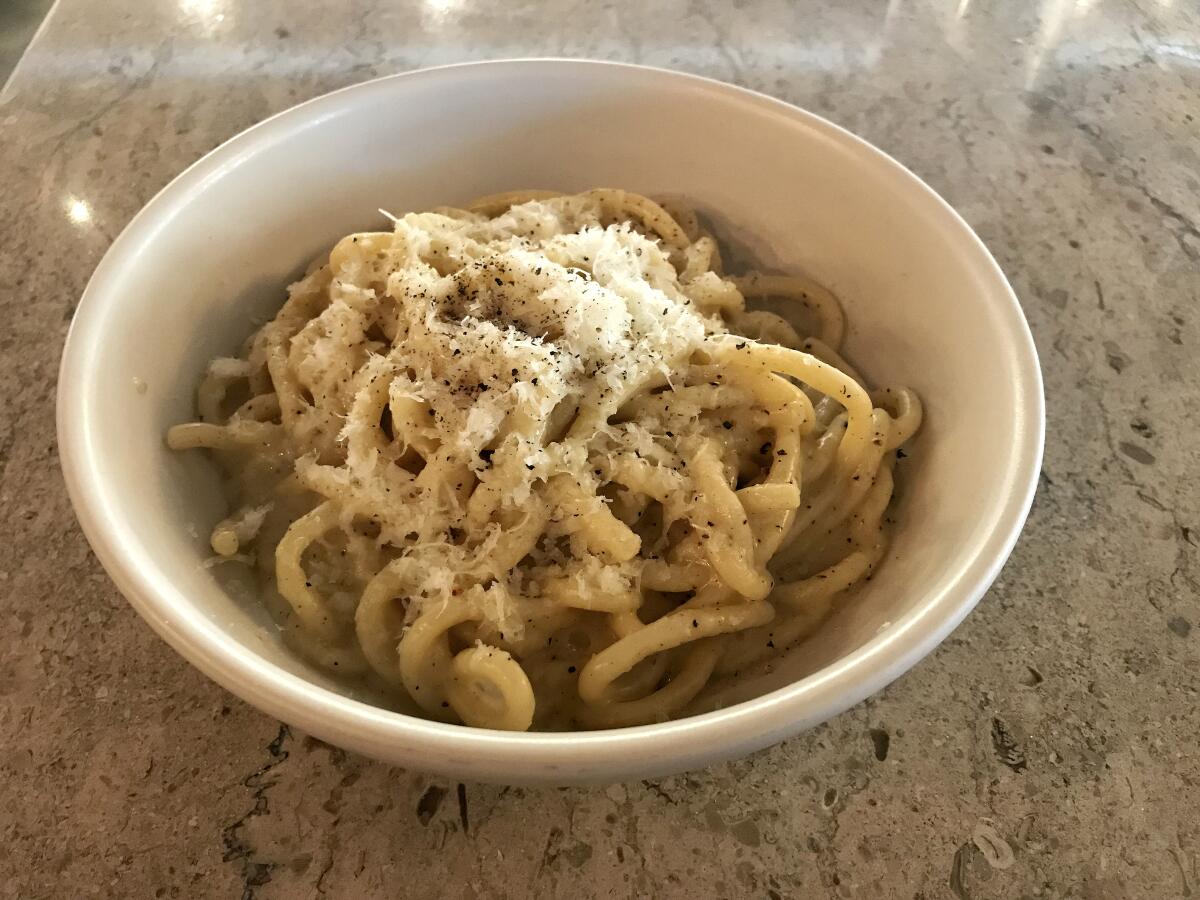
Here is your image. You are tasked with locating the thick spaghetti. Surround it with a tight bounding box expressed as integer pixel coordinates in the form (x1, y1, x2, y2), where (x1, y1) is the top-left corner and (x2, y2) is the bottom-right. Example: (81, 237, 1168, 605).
(167, 189, 921, 731)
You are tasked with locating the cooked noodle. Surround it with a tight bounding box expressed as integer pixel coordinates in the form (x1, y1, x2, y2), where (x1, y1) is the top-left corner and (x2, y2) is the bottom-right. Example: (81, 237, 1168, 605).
(167, 189, 922, 731)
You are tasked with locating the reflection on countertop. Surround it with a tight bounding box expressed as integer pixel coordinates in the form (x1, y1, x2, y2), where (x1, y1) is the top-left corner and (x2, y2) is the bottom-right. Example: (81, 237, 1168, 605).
(1, 0, 1198, 897)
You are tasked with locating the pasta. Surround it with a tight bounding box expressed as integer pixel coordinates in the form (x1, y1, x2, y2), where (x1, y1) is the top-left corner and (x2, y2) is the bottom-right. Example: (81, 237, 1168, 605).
(167, 189, 921, 731)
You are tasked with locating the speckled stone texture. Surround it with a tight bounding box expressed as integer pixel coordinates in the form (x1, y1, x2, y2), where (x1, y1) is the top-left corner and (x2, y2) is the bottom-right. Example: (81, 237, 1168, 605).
(1, 0, 1198, 897)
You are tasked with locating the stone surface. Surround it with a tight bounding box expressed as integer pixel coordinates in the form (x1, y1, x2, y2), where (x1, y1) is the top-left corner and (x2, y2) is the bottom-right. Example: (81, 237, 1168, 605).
(2, 0, 1199, 897)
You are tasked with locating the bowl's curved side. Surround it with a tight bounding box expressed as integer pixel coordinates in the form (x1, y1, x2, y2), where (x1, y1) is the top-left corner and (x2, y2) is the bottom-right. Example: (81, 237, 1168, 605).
(57, 59, 1044, 783)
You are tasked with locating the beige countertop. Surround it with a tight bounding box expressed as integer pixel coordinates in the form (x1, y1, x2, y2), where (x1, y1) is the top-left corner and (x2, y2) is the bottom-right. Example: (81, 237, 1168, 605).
(2, 0, 1199, 897)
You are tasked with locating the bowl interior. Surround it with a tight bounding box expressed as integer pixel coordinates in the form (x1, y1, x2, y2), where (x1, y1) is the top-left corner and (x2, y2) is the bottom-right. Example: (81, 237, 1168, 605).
(61, 61, 1040, 777)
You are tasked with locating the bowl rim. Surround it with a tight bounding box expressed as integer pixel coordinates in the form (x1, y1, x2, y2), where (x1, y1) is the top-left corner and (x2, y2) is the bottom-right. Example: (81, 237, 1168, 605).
(57, 58, 1045, 774)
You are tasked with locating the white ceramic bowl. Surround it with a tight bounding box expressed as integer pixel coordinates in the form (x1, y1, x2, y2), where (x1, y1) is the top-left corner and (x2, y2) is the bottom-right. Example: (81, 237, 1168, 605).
(58, 60, 1043, 784)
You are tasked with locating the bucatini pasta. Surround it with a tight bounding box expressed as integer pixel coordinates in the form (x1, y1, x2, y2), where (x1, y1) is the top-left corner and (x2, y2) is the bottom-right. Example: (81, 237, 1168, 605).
(167, 189, 922, 731)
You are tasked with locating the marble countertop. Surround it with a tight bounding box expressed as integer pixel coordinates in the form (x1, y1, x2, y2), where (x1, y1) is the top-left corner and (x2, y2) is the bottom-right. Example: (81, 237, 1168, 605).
(2, 0, 1198, 896)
